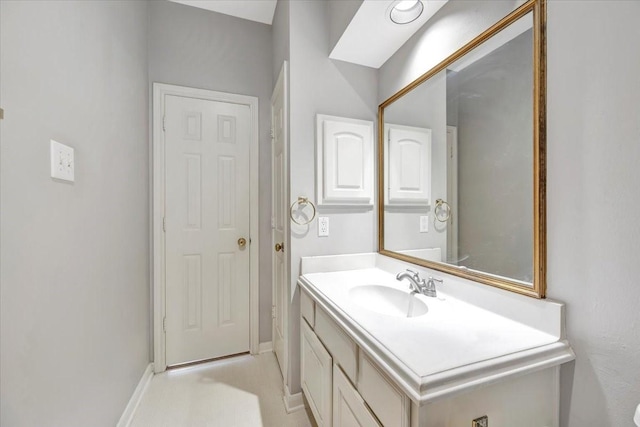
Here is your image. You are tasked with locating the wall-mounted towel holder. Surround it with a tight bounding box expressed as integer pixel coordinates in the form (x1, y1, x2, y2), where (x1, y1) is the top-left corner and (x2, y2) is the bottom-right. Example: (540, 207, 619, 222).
(290, 196, 317, 226)
(434, 199, 451, 222)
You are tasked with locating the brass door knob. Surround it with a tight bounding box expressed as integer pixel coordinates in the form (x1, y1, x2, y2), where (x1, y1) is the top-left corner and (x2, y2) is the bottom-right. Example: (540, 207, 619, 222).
(275, 242, 284, 252)
(238, 237, 247, 248)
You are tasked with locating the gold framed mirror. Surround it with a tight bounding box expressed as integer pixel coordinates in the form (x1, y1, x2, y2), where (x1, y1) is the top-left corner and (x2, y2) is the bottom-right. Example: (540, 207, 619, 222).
(378, 0, 546, 298)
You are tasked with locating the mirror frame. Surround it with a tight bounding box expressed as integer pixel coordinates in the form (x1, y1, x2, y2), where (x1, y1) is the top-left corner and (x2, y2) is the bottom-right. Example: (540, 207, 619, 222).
(378, 0, 547, 298)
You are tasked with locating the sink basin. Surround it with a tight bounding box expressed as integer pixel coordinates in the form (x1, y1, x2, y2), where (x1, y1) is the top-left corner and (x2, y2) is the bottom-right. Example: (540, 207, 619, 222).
(349, 285, 428, 318)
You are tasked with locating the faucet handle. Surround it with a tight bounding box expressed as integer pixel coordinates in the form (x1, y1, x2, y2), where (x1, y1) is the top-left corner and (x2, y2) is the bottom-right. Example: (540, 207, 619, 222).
(428, 276, 443, 284)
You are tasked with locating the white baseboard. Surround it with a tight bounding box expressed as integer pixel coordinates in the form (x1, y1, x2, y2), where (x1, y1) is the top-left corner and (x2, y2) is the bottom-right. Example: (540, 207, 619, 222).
(283, 384, 306, 413)
(117, 363, 154, 427)
(258, 341, 273, 354)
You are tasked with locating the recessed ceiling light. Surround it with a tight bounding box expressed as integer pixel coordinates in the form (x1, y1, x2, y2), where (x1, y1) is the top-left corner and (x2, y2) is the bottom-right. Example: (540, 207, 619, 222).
(389, 0, 424, 25)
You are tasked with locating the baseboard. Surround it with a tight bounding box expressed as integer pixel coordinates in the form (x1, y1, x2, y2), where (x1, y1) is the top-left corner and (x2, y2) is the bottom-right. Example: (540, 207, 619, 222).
(258, 341, 273, 354)
(283, 384, 306, 413)
(116, 363, 154, 427)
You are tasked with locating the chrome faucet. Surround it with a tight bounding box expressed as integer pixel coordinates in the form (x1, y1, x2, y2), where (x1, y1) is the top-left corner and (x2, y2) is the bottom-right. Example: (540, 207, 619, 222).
(395, 269, 443, 297)
(396, 269, 427, 294)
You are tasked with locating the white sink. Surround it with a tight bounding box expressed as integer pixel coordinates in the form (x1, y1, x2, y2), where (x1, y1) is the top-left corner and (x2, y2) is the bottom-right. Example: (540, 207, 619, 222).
(349, 284, 429, 318)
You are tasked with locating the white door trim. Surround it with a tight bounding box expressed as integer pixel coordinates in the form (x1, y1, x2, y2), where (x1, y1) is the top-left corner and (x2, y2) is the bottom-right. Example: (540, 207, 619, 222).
(152, 83, 260, 372)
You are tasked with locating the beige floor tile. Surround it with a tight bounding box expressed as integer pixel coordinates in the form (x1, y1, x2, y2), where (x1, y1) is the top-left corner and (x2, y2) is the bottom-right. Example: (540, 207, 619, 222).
(130, 353, 314, 427)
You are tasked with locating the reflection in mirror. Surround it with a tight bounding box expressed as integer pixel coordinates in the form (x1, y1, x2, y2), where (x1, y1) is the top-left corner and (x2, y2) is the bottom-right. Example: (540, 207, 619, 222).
(448, 15, 533, 281)
(381, 8, 542, 291)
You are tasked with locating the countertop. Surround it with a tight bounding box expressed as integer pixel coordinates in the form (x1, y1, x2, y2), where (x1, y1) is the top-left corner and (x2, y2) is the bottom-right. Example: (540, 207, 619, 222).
(298, 255, 575, 403)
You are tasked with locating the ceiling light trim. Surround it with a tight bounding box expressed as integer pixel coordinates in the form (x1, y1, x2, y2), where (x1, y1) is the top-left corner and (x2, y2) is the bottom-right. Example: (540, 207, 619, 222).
(389, 0, 425, 25)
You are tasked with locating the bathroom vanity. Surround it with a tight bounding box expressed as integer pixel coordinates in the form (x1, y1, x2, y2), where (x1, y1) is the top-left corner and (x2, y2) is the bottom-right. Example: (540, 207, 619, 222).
(298, 253, 574, 427)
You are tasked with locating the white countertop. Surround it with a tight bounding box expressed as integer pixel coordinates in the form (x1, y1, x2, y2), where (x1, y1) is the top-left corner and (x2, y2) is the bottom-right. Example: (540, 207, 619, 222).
(298, 253, 575, 403)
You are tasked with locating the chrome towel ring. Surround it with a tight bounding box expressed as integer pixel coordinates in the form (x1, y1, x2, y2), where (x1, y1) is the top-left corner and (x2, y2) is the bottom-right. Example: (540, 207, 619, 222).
(434, 199, 451, 222)
(290, 197, 317, 226)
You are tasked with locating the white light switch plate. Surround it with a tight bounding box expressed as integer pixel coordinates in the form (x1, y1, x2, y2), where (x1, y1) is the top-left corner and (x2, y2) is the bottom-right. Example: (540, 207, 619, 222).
(50, 140, 75, 182)
(420, 215, 429, 233)
(318, 217, 329, 237)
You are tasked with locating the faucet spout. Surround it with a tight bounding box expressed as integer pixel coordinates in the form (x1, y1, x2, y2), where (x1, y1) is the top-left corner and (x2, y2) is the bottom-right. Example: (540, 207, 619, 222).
(396, 269, 424, 294)
(396, 270, 443, 297)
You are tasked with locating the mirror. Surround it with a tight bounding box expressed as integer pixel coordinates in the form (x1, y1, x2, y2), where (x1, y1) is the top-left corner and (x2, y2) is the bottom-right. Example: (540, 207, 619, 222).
(379, 0, 546, 298)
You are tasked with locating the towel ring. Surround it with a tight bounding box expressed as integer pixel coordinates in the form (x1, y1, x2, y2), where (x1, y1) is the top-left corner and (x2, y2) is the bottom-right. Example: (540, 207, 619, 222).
(289, 197, 317, 226)
(434, 199, 451, 222)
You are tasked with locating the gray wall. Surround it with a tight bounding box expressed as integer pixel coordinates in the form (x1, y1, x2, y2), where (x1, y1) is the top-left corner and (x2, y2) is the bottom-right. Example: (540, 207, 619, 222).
(148, 0, 274, 343)
(287, 0, 378, 392)
(0, 2, 150, 426)
(450, 30, 533, 282)
(272, 0, 290, 84)
(547, 1, 640, 426)
(381, 0, 640, 425)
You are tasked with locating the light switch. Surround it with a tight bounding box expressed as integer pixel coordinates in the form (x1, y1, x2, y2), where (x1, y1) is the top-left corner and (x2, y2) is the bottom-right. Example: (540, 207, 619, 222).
(420, 215, 429, 233)
(50, 140, 75, 182)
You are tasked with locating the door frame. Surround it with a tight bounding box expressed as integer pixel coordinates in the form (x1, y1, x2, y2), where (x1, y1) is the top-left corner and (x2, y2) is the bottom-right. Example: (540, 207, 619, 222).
(152, 83, 260, 373)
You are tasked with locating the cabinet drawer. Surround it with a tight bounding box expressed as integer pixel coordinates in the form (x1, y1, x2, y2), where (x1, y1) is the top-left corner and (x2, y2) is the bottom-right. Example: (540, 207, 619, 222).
(315, 308, 358, 384)
(301, 289, 315, 328)
(333, 364, 380, 427)
(358, 353, 410, 427)
(301, 320, 332, 427)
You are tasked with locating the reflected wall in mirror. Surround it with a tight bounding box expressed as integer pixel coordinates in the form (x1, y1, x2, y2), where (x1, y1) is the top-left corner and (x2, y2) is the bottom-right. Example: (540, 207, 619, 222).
(379, 0, 546, 298)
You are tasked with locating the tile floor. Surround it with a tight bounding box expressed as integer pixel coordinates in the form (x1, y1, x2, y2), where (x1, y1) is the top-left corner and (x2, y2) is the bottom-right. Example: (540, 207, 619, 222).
(130, 352, 314, 427)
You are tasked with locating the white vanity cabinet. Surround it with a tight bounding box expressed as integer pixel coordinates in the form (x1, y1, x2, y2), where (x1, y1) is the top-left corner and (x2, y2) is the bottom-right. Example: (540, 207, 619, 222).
(302, 289, 412, 427)
(298, 255, 574, 427)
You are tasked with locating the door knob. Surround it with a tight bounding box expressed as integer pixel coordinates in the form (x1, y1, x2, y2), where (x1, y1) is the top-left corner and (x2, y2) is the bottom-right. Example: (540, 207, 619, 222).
(275, 242, 284, 252)
(238, 237, 247, 248)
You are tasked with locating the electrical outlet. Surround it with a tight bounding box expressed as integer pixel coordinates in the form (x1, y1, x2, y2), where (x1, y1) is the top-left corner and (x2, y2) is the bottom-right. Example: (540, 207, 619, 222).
(472, 415, 488, 427)
(50, 140, 75, 182)
(420, 215, 429, 232)
(318, 217, 329, 237)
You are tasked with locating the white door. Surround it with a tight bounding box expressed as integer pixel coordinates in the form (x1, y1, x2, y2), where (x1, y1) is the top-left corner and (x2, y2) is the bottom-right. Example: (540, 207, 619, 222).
(271, 63, 288, 378)
(164, 94, 251, 366)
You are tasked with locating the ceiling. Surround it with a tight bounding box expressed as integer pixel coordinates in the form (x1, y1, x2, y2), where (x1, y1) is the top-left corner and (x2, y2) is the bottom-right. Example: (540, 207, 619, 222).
(168, 0, 447, 69)
(168, 0, 277, 25)
(330, 0, 449, 69)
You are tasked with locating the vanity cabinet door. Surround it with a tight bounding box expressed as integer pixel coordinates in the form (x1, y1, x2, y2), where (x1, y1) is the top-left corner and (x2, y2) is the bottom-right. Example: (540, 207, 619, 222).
(302, 319, 333, 427)
(333, 364, 381, 427)
(315, 308, 358, 384)
(358, 353, 410, 427)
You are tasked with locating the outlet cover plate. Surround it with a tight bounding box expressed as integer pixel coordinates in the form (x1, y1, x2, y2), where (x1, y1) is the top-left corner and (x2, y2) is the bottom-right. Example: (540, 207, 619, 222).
(419, 215, 429, 232)
(50, 140, 75, 182)
(318, 217, 329, 237)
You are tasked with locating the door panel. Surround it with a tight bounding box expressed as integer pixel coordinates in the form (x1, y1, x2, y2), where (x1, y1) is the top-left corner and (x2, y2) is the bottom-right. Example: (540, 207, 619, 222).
(301, 321, 333, 427)
(164, 94, 250, 366)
